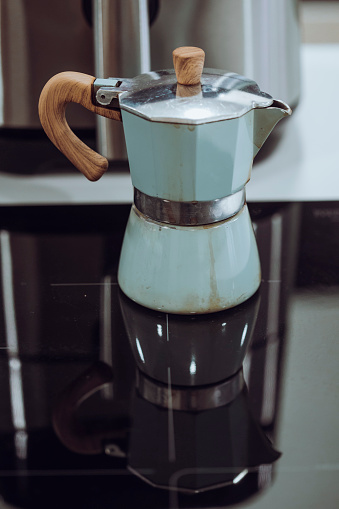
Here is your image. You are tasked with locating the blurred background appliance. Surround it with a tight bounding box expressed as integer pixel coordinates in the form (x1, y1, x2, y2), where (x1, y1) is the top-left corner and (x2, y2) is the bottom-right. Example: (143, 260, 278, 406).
(0, 0, 300, 165)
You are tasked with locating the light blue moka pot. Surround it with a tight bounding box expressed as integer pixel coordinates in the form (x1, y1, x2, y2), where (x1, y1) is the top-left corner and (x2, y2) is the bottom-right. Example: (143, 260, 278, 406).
(39, 46, 291, 314)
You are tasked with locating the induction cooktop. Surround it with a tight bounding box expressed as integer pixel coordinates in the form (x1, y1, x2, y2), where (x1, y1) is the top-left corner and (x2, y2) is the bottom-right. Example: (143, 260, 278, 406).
(0, 202, 338, 509)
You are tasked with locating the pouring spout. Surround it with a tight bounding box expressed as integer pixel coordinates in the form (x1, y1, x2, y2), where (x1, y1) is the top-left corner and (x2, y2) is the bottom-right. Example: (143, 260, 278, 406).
(253, 100, 292, 157)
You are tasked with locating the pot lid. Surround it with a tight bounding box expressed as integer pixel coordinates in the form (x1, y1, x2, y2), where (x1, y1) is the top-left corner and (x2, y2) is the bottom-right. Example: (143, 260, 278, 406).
(94, 47, 274, 125)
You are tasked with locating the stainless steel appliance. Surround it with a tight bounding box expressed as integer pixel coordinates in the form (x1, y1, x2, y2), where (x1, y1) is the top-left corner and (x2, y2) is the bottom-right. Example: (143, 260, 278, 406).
(150, 0, 301, 106)
(0, 0, 95, 128)
(0, 0, 300, 163)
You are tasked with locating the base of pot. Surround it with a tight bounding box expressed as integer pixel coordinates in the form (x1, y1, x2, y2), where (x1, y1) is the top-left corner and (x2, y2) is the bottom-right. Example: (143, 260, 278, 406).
(118, 204, 261, 315)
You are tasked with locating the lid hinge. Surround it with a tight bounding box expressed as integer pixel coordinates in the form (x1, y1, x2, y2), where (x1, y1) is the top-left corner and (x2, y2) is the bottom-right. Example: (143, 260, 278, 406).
(92, 78, 133, 110)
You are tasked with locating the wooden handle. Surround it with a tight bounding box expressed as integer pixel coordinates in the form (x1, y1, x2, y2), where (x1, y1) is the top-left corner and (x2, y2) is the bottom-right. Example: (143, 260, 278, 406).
(173, 46, 205, 86)
(38, 72, 122, 181)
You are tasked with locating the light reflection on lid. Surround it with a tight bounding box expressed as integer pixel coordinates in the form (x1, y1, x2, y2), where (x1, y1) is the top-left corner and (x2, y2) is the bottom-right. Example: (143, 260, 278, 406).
(118, 69, 273, 124)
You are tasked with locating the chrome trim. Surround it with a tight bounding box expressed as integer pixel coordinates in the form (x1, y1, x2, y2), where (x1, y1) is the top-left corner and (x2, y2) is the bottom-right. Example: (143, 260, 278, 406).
(93, 0, 151, 159)
(93, 78, 134, 109)
(93, 69, 274, 124)
(134, 188, 245, 226)
(136, 370, 244, 412)
(118, 69, 273, 125)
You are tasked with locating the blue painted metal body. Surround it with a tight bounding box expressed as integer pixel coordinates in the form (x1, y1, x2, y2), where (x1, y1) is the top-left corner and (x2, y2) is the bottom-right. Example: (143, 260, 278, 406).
(117, 102, 290, 314)
(121, 110, 254, 202)
(118, 205, 261, 314)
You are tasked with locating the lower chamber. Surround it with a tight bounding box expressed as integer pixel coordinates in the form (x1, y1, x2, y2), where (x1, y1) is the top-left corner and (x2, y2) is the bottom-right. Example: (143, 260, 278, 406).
(118, 204, 261, 314)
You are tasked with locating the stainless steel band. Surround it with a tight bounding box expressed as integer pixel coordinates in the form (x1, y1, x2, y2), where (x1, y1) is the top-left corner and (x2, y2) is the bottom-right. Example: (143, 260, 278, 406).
(134, 188, 246, 226)
(136, 369, 245, 412)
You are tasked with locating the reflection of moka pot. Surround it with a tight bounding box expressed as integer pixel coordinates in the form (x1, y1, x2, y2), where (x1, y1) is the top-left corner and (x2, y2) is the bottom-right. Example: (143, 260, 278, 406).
(128, 374, 281, 494)
(119, 290, 260, 386)
(39, 47, 291, 314)
(119, 291, 281, 494)
(53, 292, 281, 495)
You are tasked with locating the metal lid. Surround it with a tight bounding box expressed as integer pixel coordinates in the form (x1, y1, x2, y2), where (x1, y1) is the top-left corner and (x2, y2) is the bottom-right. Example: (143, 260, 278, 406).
(94, 47, 274, 125)
(117, 69, 273, 125)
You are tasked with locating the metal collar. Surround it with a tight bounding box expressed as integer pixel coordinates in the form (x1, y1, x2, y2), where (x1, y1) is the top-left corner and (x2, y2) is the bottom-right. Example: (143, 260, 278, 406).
(136, 370, 245, 412)
(134, 188, 245, 226)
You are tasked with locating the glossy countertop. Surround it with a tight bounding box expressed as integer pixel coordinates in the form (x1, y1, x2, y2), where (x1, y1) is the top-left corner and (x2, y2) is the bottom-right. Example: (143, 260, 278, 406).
(0, 202, 338, 509)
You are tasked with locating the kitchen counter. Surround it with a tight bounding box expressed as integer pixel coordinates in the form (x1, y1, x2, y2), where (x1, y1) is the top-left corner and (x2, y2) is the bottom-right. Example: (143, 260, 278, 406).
(0, 200, 338, 509)
(0, 44, 338, 205)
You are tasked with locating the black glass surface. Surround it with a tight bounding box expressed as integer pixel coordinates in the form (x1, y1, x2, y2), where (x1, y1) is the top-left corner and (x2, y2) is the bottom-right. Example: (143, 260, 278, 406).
(0, 202, 338, 509)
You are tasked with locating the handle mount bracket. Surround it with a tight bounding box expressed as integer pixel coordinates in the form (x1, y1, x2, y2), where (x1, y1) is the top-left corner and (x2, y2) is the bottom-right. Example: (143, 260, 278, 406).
(93, 78, 133, 109)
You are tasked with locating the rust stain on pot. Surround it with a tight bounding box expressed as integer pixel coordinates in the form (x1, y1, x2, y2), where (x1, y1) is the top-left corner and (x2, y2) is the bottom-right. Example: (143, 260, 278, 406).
(174, 289, 257, 314)
(208, 234, 222, 311)
(172, 123, 196, 132)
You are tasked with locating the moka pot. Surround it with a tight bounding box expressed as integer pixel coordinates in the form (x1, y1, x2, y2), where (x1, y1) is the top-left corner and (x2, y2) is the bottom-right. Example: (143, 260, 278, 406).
(39, 47, 291, 314)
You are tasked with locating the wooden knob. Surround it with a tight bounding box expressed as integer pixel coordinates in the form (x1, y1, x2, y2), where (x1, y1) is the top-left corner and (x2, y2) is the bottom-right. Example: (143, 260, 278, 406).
(176, 83, 202, 98)
(173, 47, 205, 86)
